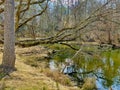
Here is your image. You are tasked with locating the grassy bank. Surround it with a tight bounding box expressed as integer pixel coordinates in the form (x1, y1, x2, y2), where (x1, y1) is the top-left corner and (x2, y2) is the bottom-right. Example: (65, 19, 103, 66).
(0, 45, 79, 90)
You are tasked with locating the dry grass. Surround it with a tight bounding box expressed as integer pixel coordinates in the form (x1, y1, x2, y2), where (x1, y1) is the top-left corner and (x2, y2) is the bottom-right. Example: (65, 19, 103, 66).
(0, 46, 79, 90)
(43, 69, 72, 86)
(81, 78, 96, 90)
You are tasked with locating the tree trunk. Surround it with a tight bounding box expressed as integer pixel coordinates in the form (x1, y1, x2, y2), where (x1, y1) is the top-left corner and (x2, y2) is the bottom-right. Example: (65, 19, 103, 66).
(2, 0, 16, 73)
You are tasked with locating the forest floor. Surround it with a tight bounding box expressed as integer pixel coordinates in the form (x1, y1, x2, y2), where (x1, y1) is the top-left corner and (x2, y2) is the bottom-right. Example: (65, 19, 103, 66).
(0, 45, 79, 90)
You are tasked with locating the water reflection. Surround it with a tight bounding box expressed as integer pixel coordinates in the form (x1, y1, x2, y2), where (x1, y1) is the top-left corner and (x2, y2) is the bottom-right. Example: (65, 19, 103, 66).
(49, 48, 120, 90)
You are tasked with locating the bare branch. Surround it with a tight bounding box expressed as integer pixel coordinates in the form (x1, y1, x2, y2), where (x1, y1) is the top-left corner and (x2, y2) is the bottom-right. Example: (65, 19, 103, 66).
(16, 4, 48, 32)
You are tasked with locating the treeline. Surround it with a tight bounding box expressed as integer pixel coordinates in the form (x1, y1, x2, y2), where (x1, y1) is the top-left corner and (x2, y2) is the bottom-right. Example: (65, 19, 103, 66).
(0, 0, 120, 46)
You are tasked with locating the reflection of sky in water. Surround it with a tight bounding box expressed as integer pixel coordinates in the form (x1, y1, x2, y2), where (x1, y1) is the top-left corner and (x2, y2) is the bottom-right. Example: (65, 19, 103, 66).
(112, 76, 120, 90)
(110, 58, 114, 66)
(49, 60, 58, 71)
(112, 85, 120, 90)
(96, 78, 120, 90)
(96, 79, 107, 90)
(102, 57, 106, 64)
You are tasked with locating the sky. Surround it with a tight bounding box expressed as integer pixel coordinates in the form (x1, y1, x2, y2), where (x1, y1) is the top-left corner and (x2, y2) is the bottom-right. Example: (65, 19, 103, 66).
(50, 0, 80, 6)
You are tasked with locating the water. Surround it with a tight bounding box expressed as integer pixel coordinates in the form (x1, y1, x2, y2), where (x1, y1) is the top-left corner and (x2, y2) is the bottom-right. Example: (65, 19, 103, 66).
(49, 45, 120, 90)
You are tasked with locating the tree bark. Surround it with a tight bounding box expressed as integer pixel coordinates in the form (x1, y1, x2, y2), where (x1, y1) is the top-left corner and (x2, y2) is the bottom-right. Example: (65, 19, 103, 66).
(2, 0, 16, 73)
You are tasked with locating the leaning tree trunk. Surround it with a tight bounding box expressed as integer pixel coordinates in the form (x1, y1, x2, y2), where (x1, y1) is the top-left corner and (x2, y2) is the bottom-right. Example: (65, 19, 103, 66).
(2, 0, 15, 72)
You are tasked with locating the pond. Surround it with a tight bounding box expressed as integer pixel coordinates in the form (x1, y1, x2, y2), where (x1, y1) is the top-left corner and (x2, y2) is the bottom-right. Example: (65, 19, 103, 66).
(49, 45, 120, 90)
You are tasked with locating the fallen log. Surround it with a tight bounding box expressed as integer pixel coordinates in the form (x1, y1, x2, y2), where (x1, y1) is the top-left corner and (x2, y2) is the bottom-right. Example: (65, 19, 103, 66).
(15, 37, 76, 47)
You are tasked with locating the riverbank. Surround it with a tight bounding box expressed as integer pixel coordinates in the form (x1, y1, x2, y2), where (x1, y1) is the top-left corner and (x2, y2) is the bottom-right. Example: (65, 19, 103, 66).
(0, 44, 119, 90)
(0, 45, 79, 90)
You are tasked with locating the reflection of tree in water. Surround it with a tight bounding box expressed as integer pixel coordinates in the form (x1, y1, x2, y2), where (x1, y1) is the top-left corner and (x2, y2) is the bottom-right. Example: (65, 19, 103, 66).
(100, 51, 120, 88)
(72, 50, 120, 88)
(52, 46, 120, 89)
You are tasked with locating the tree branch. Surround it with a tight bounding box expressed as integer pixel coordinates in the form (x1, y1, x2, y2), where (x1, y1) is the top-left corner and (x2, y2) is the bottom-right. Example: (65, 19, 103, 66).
(16, 4, 48, 32)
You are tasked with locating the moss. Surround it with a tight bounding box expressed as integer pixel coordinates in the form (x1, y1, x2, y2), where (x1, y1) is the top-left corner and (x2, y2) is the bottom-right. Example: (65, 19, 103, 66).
(0, 73, 6, 80)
